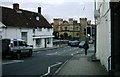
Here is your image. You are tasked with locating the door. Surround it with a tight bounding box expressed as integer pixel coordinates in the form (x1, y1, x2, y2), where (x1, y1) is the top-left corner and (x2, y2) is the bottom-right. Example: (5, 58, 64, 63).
(45, 38, 47, 48)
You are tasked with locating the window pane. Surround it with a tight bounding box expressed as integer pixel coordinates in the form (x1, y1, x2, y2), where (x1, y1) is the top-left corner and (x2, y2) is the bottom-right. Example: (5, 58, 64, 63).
(36, 39, 41, 47)
(14, 41, 17, 46)
(19, 41, 24, 46)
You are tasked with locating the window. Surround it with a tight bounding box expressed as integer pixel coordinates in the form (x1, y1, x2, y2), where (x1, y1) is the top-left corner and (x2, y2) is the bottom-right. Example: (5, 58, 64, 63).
(76, 33, 79, 36)
(14, 41, 17, 46)
(37, 27, 42, 31)
(36, 16, 39, 21)
(47, 38, 51, 44)
(33, 29, 35, 33)
(21, 32, 27, 43)
(47, 28, 50, 32)
(36, 39, 41, 47)
(18, 41, 24, 46)
(65, 27, 67, 30)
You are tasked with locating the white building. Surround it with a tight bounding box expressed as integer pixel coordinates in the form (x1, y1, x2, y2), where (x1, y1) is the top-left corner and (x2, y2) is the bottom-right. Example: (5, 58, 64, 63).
(95, 0, 120, 76)
(95, 0, 111, 71)
(1, 3, 54, 49)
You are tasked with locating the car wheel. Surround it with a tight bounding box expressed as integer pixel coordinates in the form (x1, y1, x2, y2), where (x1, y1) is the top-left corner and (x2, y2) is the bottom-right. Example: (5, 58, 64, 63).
(28, 50, 32, 57)
(16, 52, 21, 60)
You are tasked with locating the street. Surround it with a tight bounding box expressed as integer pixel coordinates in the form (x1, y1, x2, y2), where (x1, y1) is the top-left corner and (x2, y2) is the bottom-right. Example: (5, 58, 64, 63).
(2, 45, 94, 77)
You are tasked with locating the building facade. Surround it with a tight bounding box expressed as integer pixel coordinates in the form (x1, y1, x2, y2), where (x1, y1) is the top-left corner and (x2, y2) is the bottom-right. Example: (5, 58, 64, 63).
(95, 1, 120, 76)
(52, 18, 81, 40)
(95, 0, 111, 71)
(1, 3, 54, 49)
(52, 18, 92, 41)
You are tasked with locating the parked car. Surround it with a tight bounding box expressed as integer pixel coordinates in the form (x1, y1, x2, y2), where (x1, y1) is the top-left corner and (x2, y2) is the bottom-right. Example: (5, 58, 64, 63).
(70, 40, 80, 47)
(2, 38, 33, 59)
(68, 40, 74, 46)
(78, 41, 85, 48)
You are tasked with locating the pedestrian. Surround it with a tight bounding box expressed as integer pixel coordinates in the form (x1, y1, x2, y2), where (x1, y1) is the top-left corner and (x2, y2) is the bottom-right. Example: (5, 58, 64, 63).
(83, 40, 89, 55)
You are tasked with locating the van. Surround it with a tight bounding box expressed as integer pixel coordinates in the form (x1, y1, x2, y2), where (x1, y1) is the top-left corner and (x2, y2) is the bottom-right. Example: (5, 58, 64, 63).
(2, 39, 33, 59)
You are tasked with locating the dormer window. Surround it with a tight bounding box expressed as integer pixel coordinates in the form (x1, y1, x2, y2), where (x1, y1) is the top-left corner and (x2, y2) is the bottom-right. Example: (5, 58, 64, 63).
(37, 27, 42, 31)
(17, 11, 22, 13)
(47, 28, 51, 32)
(36, 16, 39, 21)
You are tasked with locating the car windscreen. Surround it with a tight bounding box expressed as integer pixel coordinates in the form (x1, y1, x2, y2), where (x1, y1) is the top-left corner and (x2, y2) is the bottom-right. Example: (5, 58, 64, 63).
(79, 41, 85, 45)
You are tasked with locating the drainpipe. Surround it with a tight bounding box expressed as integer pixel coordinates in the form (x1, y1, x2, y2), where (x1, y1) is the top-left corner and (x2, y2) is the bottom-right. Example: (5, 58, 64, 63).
(91, 0, 97, 61)
(94, 0, 97, 55)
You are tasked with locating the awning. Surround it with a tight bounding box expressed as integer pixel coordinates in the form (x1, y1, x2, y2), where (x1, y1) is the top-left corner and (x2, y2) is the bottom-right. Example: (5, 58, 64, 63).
(33, 35, 54, 39)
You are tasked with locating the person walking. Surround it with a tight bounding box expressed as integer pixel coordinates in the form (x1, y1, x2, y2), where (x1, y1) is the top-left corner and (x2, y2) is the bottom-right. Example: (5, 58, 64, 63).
(83, 40, 89, 55)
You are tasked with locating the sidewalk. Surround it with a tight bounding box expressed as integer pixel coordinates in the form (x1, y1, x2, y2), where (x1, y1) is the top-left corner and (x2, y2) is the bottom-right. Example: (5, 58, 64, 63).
(54, 47, 108, 76)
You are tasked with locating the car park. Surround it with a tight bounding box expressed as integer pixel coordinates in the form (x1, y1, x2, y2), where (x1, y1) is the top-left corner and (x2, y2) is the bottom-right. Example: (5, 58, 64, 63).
(2, 38, 33, 59)
(78, 41, 85, 48)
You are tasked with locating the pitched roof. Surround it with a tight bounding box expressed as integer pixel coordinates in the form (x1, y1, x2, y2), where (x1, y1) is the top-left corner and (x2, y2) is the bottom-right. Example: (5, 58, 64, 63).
(1, 6, 52, 28)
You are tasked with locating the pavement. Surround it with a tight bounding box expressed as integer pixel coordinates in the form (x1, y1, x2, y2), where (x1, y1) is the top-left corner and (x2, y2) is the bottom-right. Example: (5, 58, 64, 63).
(53, 45, 109, 77)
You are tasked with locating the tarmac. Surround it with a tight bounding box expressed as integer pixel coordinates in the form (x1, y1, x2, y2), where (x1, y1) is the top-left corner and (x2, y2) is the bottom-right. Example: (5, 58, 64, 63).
(3, 44, 109, 77)
(33, 45, 63, 52)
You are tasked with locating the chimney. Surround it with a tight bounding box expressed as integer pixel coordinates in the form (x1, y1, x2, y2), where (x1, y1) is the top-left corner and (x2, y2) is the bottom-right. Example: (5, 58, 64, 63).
(13, 3, 19, 10)
(38, 7, 41, 14)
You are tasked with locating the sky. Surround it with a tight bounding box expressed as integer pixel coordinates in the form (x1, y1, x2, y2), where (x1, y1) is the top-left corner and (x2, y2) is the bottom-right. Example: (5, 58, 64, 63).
(1, 0, 95, 24)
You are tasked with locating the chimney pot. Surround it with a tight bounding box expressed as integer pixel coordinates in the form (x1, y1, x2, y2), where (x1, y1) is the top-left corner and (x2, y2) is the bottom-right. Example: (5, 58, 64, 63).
(13, 3, 19, 10)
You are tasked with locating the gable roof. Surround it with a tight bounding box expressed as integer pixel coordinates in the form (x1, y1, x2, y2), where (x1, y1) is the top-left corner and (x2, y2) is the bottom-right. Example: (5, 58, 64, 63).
(1, 6, 52, 28)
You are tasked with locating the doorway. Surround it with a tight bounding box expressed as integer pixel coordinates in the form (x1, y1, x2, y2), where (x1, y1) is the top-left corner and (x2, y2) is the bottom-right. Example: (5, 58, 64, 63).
(111, 2, 120, 76)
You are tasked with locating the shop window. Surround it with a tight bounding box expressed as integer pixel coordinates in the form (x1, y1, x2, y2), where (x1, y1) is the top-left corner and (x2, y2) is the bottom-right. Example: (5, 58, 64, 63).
(36, 39, 41, 47)
(47, 38, 51, 44)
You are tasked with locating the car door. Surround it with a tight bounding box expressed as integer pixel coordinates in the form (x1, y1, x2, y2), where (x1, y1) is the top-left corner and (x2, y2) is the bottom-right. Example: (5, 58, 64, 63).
(23, 41, 29, 53)
(18, 41, 26, 53)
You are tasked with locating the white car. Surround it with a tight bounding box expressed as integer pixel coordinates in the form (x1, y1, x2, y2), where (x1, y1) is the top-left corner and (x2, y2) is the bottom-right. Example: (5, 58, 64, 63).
(2, 38, 33, 59)
(78, 41, 85, 48)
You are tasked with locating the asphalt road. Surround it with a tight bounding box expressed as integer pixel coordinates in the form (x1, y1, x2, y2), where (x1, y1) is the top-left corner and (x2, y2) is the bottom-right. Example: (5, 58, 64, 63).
(2, 45, 87, 77)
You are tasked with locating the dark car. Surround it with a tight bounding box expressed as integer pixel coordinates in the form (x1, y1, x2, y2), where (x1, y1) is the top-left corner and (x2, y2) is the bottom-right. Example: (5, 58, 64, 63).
(78, 41, 85, 48)
(2, 38, 33, 59)
(68, 40, 74, 46)
(70, 40, 80, 47)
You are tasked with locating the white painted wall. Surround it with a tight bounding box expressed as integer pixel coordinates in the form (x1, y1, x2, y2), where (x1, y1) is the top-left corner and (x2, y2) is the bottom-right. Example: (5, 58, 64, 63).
(2, 27, 21, 39)
(96, 1, 111, 71)
(35, 28, 53, 36)
(1, 26, 54, 49)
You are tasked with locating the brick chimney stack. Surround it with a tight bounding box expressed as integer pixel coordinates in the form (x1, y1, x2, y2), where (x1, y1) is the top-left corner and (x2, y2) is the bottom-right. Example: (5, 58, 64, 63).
(38, 7, 41, 14)
(13, 3, 19, 10)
